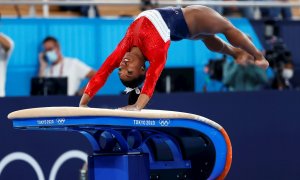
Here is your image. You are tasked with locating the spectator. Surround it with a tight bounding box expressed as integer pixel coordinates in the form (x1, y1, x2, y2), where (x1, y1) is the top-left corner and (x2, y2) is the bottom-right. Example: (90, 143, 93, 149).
(0, 33, 14, 97)
(60, 0, 100, 18)
(239, 0, 256, 19)
(260, 0, 292, 20)
(264, 35, 294, 90)
(222, 0, 256, 19)
(272, 61, 294, 90)
(38, 36, 96, 96)
(140, 0, 157, 11)
(221, 0, 292, 20)
(188, 0, 224, 14)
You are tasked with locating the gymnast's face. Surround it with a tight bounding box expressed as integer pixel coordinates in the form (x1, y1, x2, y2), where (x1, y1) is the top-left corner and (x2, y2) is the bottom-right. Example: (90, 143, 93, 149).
(118, 52, 145, 81)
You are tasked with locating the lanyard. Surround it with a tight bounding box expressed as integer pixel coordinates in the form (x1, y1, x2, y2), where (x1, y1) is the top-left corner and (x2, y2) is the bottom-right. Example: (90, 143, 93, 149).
(50, 62, 64, 77)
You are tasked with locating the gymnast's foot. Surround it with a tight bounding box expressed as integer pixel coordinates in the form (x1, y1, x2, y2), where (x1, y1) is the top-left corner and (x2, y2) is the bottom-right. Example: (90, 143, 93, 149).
(234, 50, 254, 66)
(255, 58, 269, 69)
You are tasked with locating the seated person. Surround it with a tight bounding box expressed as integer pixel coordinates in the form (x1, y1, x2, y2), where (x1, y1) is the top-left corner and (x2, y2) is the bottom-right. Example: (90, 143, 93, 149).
(260, 0, 292, 20)
(140, 0, 156, 11)
(38, 36, 96, 96)
(59, 0, 100, 17)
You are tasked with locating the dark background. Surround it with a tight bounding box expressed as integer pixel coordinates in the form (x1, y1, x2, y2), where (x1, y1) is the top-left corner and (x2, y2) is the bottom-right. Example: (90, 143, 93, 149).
(0, 91, 299, 180)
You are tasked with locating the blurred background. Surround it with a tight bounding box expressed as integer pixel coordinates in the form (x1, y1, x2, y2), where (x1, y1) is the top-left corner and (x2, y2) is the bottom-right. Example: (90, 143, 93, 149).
(0, 0, 300, 180)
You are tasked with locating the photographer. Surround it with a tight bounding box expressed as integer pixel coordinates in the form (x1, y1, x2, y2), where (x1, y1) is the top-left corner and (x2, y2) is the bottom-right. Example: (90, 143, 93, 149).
(266, 37, 294, 90)
(38, 36, 96, 96)
(271, 61, 294, 90)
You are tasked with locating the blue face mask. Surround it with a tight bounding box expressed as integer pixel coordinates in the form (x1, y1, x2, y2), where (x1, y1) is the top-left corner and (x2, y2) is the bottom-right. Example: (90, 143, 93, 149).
(45, 50, 58, 64)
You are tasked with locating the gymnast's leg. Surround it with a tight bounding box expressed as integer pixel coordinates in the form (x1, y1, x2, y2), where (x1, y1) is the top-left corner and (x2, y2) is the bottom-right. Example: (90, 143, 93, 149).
(183, 5, 269, 69)
(202, 35, 254, 65)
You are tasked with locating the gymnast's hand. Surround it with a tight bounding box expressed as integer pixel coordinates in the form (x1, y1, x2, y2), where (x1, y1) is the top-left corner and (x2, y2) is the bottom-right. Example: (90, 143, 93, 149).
(79, 93, 91, 108)
(120, 94, 150, 111)
(120, 104, 141, 111)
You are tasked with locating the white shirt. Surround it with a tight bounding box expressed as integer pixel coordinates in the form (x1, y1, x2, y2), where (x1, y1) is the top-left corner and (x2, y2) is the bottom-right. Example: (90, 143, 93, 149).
(44, 57, 92, 96)
(0, 33, 14, 97)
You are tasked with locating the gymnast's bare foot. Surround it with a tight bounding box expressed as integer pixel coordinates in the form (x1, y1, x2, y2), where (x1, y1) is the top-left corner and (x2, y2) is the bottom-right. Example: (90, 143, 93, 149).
(234, 49, 269, 69)
(255, 58, 269, 69)
(234, 50, 254, 66)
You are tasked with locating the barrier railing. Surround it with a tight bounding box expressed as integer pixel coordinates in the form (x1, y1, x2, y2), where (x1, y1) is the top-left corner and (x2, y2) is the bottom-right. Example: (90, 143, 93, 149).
(1, 0, 299, 18)
(0, 0, 300, 7)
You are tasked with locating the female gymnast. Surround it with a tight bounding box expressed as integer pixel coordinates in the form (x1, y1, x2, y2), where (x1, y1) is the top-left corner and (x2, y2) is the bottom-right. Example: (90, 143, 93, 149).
(79, 5, 269, 110)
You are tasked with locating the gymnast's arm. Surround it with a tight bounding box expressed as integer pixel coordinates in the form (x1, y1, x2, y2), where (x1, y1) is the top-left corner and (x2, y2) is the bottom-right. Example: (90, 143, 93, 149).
(122, 48, 169, 110)
(79, 36, 131, 107)
(133, 59, 166, 110)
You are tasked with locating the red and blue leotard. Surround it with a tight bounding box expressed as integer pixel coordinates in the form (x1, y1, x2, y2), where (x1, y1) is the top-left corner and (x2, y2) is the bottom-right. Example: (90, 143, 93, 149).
(84, 8, 190, 98)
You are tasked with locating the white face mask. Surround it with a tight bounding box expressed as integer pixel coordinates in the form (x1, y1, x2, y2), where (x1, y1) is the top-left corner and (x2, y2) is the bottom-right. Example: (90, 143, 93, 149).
(45, 50, 58, 64)
(282, 68, 294, 80)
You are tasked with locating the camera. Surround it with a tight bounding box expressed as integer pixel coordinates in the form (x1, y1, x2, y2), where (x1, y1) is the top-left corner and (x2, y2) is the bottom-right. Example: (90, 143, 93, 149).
(265, 38, 292, 71)
(206, 55, 226, 82)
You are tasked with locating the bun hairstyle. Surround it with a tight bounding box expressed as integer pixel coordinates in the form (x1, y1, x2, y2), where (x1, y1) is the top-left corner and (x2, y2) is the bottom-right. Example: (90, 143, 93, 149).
(121, 75, 145, 105)
(128, 88, 142, 105)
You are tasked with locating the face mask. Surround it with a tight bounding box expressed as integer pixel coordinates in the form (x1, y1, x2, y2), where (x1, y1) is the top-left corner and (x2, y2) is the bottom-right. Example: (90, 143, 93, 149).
(282, 68, 294, 80)
(45, 50, 58, 64)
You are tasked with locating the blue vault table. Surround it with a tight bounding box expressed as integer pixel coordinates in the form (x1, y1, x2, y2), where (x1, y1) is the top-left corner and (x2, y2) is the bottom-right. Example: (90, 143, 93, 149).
(8, 107, 232, 180)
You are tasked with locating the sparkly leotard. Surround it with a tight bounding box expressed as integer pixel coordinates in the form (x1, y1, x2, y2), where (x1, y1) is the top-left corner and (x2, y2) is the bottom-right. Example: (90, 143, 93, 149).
(84, 8, 190, 98)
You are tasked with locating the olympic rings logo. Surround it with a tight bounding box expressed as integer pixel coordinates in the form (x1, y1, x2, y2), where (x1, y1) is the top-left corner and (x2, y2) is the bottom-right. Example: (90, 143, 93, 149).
(159, 119, 171, 127)
(56, 118, 66, 124)
(0, 150, 87, 180)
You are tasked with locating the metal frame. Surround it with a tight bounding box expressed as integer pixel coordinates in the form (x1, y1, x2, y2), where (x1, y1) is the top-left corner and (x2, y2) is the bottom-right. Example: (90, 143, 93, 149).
(0, 0, 300, 7)
(12, 115, 230, 180)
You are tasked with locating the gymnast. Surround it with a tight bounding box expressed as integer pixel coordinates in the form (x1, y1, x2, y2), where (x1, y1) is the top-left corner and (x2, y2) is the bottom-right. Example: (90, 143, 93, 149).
(79, 5, 269, 110)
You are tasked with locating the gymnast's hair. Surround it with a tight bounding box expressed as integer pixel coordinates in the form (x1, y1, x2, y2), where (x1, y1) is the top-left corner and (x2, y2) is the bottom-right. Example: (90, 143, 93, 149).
(121, 75, 145, 105)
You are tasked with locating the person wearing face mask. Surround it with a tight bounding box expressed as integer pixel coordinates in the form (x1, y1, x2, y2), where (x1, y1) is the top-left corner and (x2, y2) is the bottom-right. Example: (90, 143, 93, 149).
(272, 62, 294, 90)
(281, 62, 294, 89)
(0, 33, 14, 97)
(38, 36, 96, 96)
